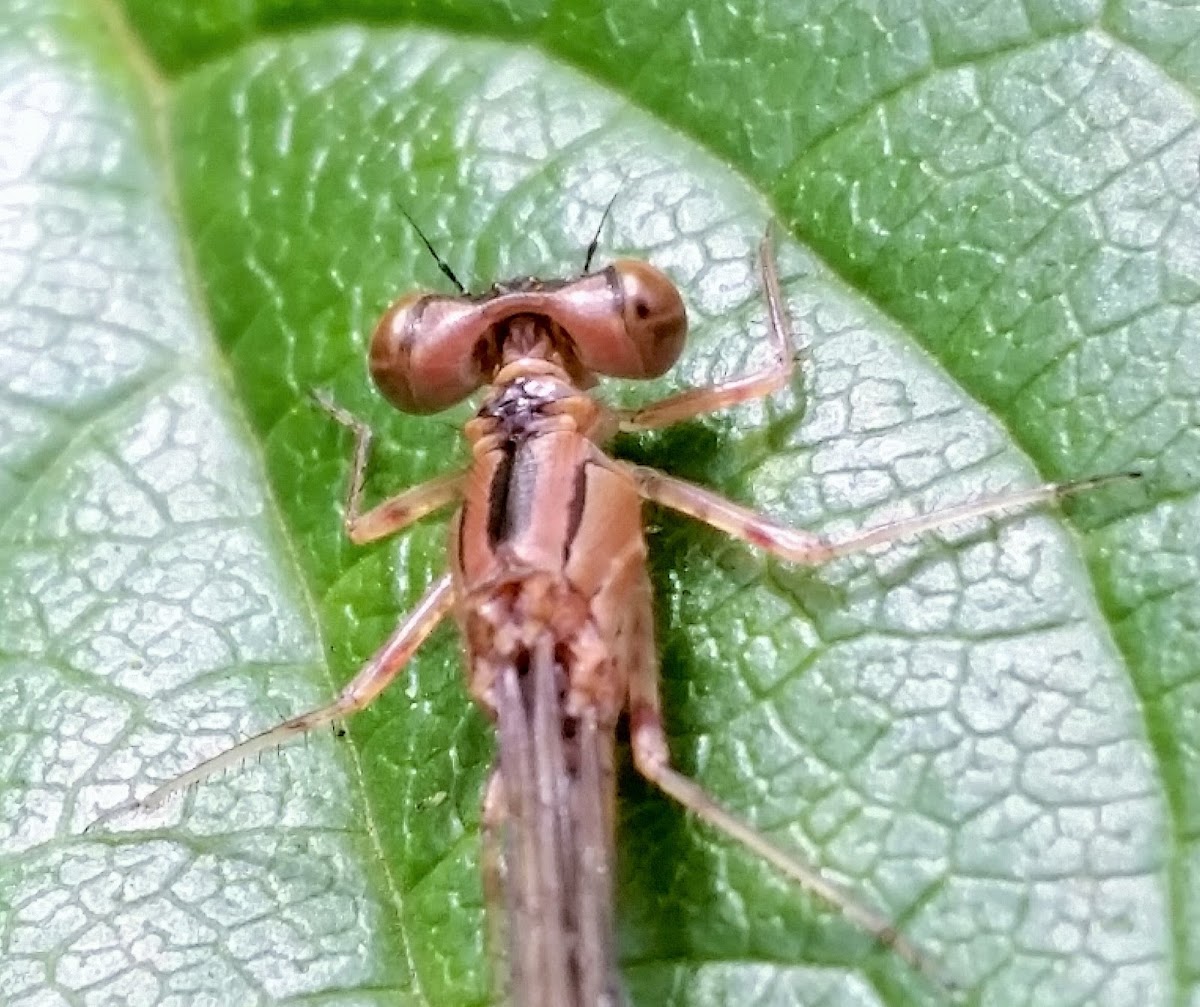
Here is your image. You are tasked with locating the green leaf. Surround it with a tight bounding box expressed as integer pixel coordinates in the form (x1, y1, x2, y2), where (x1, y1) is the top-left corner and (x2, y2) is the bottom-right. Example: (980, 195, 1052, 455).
(1, 1, 1193, 1005)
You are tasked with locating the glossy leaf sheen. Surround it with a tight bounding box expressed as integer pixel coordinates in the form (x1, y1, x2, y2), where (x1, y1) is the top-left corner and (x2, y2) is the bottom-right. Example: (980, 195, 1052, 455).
(1, 1, 1194, 1005)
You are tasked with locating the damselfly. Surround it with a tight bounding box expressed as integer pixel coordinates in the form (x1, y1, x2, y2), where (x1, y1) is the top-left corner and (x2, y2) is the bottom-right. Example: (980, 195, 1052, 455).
(92, 220, 1135, 1005)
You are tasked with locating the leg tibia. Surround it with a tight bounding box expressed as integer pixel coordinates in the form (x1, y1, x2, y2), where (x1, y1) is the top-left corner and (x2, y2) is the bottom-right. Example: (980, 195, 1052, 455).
(629, 706, 948, 984)
(88, 575, 455, 829)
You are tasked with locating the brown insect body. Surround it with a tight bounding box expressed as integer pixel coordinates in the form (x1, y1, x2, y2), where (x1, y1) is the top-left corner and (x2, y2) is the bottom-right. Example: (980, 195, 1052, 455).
(452, 319, 649, 1006)
(91, 223, 1128, 1002)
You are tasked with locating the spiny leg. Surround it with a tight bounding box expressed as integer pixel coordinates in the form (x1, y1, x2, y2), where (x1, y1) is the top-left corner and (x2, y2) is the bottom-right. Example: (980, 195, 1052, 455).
(626, 687, 943, 982)
(619, 567, 943, 980)
(89, 574, 455, 829)
(625, 463, 1141, 566)
(619, 227, 798, 432)
(312, 389, 464, 544)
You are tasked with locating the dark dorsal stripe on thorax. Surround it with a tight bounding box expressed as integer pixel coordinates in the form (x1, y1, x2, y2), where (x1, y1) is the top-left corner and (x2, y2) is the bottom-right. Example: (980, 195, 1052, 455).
(562, 461, 590, 563)
(485, 440, 517, 548)
(487, 437, 554, 550)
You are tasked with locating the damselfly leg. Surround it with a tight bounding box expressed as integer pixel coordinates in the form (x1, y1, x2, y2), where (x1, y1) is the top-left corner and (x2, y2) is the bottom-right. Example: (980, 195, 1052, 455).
(312, 389, 465, 544)
(88, 574, 455, 828)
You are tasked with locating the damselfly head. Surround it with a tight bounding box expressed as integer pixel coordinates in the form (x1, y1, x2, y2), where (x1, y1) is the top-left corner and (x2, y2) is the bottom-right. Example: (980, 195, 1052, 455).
(370, 292, 494, 414)
(369, 260, 687, 414)
(599, 259, 688, 378)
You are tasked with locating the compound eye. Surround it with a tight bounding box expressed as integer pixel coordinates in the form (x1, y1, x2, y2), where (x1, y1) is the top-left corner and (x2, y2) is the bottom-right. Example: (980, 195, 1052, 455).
(613, 260, 687, 377)
(369, 293, 489, 413)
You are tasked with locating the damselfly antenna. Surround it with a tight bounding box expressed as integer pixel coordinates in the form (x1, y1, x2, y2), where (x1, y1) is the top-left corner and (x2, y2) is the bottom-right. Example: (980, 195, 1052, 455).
(582, 191, 620, 274)
(397, 203, 467, 294)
